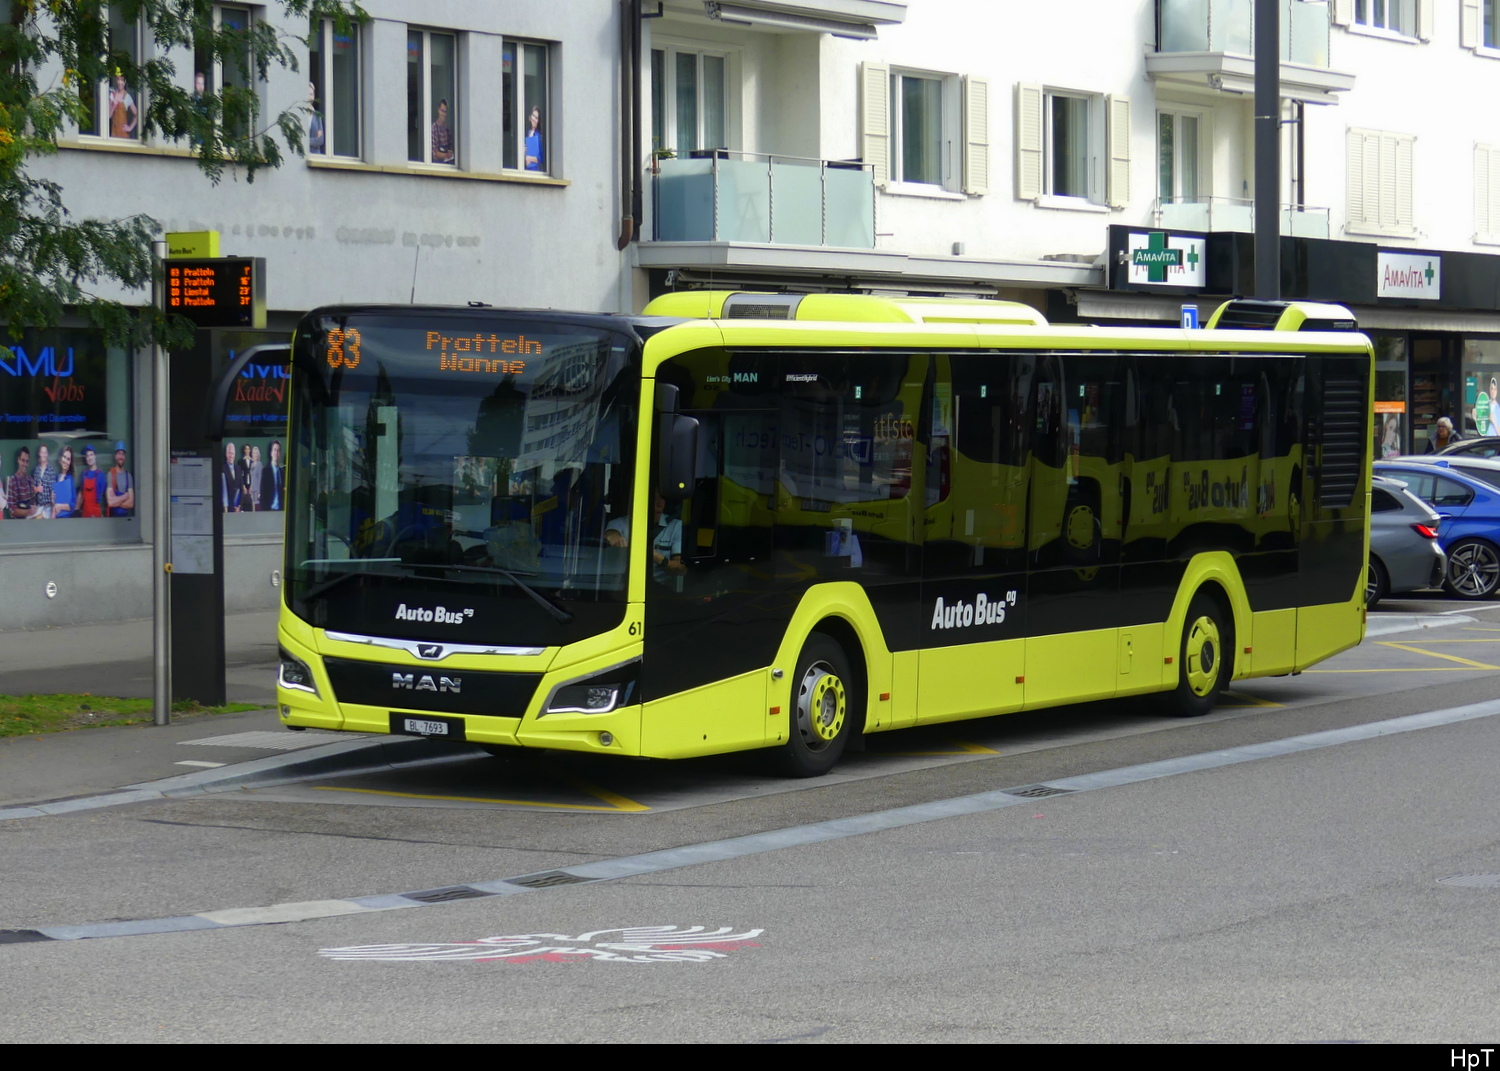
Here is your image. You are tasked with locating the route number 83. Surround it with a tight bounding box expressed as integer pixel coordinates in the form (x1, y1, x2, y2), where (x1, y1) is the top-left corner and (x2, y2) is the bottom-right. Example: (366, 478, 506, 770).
(327, 327, 362, 369)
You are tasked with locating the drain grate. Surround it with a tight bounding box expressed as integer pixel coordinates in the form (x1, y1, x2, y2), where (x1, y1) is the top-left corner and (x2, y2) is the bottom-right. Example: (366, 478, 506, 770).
(1437, 874, 1500, 889)
(401, 885, 493, 904)
(506, 870, 594, 889)
(1004, 784, 1074, 799)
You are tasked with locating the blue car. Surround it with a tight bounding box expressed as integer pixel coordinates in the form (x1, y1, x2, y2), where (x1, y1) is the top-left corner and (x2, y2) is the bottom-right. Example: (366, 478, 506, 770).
(1375, 460, 1500, 599)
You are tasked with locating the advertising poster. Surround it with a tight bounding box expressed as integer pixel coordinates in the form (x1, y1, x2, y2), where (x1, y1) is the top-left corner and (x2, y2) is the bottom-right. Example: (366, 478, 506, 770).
(218, 333, 289, 515)
(1, 329, 134, 526)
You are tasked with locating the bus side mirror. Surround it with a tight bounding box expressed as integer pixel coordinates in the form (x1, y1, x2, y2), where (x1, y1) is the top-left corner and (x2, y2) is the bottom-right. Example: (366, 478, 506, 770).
(655, 382, 699, 499)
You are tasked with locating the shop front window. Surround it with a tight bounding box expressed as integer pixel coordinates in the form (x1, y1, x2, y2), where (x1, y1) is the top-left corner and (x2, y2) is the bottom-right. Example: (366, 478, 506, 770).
(1, 329, 135, 543)
(1373, 334, 1407, 458)
(1462, 338, 1500, 440)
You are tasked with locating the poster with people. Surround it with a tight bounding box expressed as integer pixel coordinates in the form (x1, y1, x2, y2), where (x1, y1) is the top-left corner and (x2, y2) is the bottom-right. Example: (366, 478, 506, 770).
(218, 333, 290, 520)
(1, 329, 134, 530)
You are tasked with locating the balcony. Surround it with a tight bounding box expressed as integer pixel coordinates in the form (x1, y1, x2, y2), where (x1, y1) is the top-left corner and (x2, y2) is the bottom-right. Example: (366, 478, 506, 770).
(1148, 0, 1354, 105)
(651, 151, 876, 248)
(1156, 196, 1330, 239)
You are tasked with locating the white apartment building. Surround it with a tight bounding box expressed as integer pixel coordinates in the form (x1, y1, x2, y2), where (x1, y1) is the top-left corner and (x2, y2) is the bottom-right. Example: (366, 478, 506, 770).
(5, 0, 1500, 627)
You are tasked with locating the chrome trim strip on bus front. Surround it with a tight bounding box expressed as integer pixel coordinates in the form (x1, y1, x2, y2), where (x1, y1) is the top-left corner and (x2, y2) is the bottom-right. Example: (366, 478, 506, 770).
(323, 631, 546, 660)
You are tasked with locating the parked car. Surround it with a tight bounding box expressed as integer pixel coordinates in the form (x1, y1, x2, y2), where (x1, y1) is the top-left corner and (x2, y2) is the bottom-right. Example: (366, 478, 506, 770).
(1435, 436, 1500, 459)
(1374, 460, 1500, 599)
(1366, 475, 1445, 608)
(1396, 453, 1500, 494)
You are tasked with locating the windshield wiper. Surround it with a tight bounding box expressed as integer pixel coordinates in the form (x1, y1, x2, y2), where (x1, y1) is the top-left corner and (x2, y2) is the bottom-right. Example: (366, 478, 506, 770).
(297, 561, 406, 602)
(428, 563, 574, 624)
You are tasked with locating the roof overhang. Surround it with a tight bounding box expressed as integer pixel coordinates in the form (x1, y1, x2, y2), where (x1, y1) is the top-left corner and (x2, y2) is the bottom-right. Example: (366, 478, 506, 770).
(636, 241, 1101, 292)
(1145, 52, 1355, 106)
(694, 1, 906, 39)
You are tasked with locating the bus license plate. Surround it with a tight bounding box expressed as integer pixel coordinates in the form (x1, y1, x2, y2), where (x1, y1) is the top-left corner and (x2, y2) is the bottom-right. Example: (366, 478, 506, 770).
(390, 714, 464, 739)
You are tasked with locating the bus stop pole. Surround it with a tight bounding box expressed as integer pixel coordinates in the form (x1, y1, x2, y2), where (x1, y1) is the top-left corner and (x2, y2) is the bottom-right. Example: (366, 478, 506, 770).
(151, 238, 172, 727)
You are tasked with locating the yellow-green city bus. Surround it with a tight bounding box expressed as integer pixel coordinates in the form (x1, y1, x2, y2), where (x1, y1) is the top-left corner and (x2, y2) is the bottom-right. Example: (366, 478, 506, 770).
(275, 293, 1372, 776)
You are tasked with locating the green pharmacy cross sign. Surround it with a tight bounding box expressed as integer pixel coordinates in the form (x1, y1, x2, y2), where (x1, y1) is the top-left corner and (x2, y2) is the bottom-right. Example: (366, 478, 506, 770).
(1132, 232, 1200, 284)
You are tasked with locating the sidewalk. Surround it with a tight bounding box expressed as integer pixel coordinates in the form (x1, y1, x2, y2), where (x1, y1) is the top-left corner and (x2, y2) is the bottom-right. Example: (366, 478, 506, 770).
(0, 609, 284, 806)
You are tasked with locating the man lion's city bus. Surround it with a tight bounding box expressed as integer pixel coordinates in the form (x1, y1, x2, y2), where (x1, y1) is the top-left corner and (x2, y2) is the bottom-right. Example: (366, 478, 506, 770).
(273, 293, 1372, 776)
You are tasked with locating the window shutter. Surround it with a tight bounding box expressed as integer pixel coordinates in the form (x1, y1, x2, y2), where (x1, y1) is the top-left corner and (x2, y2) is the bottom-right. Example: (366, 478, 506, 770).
(1477, 145, 1493, 239)
(1392, 133, 1414, 231)
(1106, 94, 1131, 208)
(1346, 128, 1366, 227)
(1330, 0, 1352, 26)
(1015, 82, 1043, 201)
(1461, 0, 1481, 48)
(962, 76, 989, 196)
(1416, 0, 1434, 40)
(860, 62, 890, 188)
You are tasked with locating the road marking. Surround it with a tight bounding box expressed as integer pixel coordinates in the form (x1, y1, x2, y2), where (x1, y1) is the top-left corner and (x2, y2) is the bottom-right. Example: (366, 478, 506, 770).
(886, 739, 1002, 757)
(1375, 641, 1500, 670)
(319, 925, 764, 965)
(181, 731, 347, 751)
(174, 761, 227, 769)
(1219, 691, 1283, 708)
(312, 785, 647, 813)
(12, 697, 1500, 946)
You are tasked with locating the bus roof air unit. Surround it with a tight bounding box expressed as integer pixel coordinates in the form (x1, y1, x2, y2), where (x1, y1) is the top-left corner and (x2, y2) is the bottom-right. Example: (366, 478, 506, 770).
(1206, 299, 1359, 333)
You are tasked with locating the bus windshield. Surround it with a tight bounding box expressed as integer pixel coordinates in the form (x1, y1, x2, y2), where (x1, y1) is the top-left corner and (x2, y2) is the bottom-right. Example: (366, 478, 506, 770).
(285, 311, 638, 645)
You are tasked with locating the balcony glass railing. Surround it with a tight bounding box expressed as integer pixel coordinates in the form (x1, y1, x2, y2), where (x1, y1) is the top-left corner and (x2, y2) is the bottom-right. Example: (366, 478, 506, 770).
(650, 151, 876, 248)
(1158, 0, 1330, 66)
(1157, 196, 1330, 238)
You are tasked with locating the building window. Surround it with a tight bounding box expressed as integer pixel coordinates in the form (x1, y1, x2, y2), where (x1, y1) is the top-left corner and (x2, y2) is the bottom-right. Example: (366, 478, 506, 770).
(1047, 92, 1091, 199)
(1461, 0, 1498, 51)
(1346, 127, 1414, 237)
(1355, 0, 1415, 34)
(1491, 0, 1499, 46)
(79, 5, 142, 140)
(890, 71, 950, 187)
(191, 5, 258, 141)
(502, 39, 551, 173)
(407, 29, 457, 165)
(1158, 110, 1200, 204)
(651, 45, 727, 156)
(1015, 84, 1129, 207)
(308, 19, 360, 158)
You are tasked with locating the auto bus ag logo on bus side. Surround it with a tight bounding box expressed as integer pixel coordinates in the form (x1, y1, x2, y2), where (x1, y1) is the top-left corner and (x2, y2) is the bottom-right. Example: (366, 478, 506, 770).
(392, 672, 462, 694)
(930, 591, 1018, 631)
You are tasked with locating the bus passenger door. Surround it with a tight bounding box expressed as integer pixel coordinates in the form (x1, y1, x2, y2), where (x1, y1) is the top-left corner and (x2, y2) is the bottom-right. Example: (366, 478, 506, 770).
(1023, 355, 1123, 707)
(916, 353, 1031, 724)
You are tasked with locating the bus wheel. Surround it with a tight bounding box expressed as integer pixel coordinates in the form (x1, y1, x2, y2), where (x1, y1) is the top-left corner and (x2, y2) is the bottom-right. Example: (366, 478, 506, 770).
(1168, 593, 1230, 718)
(774, 634, 856, 778)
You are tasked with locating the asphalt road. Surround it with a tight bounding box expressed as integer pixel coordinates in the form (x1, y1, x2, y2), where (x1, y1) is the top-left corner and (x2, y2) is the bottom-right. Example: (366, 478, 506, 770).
(3, 599, 1499, 1042)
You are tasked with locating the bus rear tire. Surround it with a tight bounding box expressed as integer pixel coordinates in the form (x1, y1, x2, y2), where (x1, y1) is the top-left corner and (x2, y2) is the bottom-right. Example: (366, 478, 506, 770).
(1167, 593, 1230, 718)
(771, 634, 857, 778)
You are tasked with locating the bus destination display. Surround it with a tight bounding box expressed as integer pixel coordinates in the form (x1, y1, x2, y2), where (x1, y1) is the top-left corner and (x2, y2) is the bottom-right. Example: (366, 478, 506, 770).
(165, 258, 267, 329)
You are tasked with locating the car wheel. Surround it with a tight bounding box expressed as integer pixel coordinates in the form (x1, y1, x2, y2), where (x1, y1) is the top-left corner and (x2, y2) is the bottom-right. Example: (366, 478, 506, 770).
(771, 634, 858, 778)
(1166, 593, 1231, 718)
(1366, 556, 1389, 609)
(1445, 538, 1500, 600)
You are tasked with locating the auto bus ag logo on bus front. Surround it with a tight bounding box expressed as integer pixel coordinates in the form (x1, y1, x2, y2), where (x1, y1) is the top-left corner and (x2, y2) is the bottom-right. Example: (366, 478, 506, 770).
(395, 603, 474, 625)
(930, 590, 1018, 631)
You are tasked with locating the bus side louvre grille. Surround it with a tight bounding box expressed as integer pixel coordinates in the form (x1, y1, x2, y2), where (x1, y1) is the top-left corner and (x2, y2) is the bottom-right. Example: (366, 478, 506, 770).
(1212, 301, 1285, 330)
(1318, 378, 1366, 509)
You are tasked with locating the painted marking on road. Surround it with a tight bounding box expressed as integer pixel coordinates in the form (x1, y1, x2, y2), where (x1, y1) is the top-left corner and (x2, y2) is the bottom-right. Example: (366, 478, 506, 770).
(1376, 641, 1500, 670)
(174, 761, 227, 769)
(887, 739, 1002, 757)
(319, 926, 764, 964)
(18, 697, 1500, 945)
(1219, 691, 1283, 708)
(311, 785, 646, 813)
(181, 731, 347, 751)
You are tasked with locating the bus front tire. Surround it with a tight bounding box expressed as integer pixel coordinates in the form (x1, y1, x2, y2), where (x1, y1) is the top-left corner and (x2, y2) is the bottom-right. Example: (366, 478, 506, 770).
(772, 634, 857, 778)
(1167, 593, 1230, 718)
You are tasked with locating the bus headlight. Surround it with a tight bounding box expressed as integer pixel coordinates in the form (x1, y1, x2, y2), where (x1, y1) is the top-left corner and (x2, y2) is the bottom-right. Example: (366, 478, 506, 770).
(279, 649, 320, 697)
(548, 683, 623, 715)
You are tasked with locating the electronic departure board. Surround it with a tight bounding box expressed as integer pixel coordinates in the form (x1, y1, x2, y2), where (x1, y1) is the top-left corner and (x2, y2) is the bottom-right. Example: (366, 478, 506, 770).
(165, 258, 267, 328)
